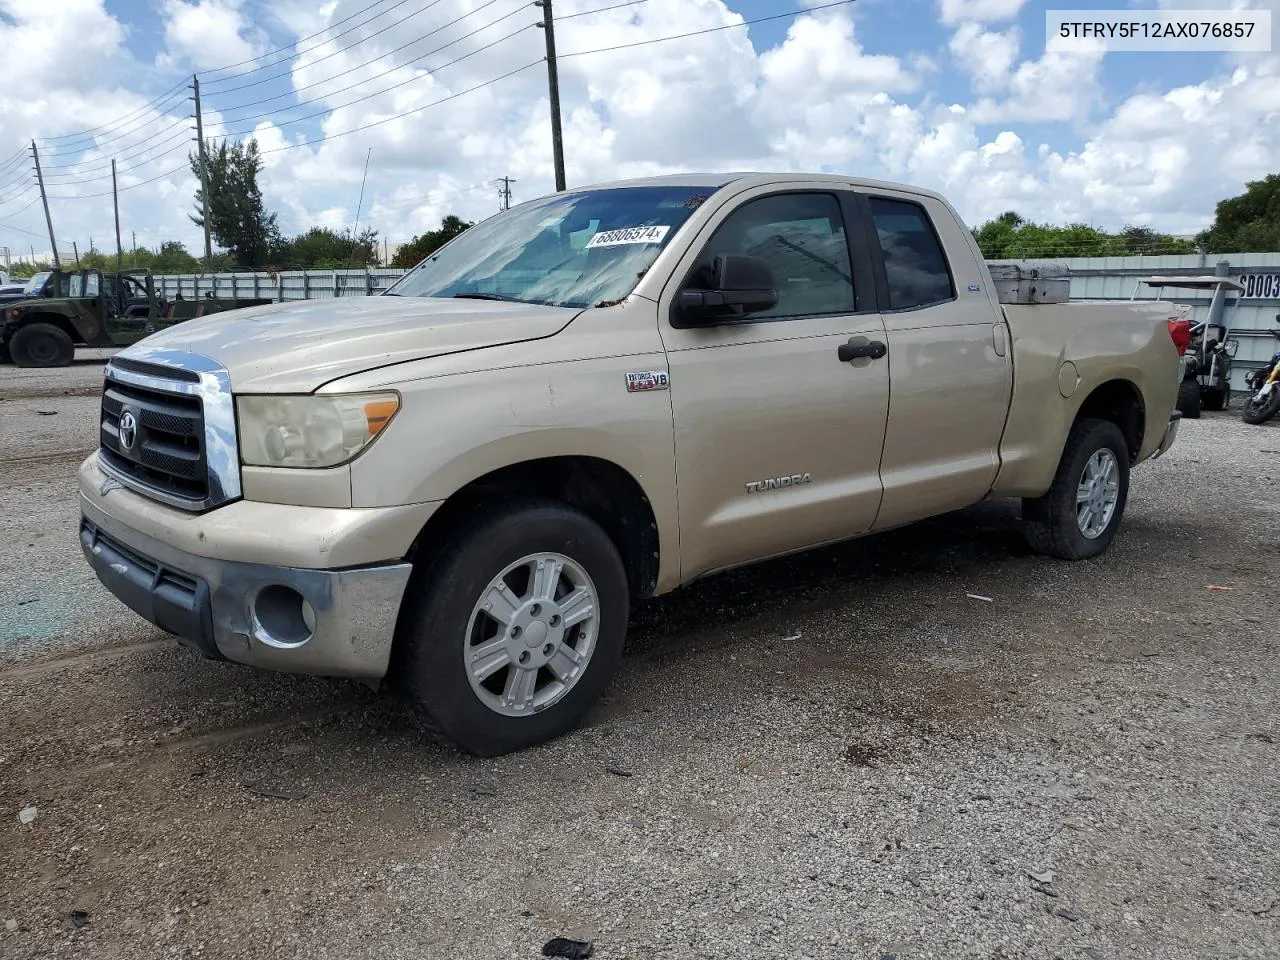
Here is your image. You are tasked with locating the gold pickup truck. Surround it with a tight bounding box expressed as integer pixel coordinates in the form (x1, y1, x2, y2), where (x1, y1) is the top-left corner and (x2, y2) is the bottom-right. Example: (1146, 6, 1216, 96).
(78, 174, 1184, 755)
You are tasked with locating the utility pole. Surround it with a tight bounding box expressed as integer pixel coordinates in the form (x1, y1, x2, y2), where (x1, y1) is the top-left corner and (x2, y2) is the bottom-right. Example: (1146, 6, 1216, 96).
(192, 75, 214, 271)
(131, 230, 136, 267)
(72, 241, 80, 267)
(496, 176, 516, 211)
(112, 159, 123, 270)
(534, 0, 566, 191)
(30, 141, 58, 266)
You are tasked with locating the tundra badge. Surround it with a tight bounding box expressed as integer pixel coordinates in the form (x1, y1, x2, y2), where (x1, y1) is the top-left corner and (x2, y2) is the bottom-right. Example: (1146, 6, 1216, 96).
(746, 473, 812, 494)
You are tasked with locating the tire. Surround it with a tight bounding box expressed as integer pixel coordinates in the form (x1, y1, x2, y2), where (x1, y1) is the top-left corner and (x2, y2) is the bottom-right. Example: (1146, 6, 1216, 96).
(391, 498, 629, 756)
(1176, 379, 1201, 419)
(9, 322, 74, 367)
(1023, 418, 1131, 561)
(1201, 385, 1229, 412)
(1242, 387, 1280, 425)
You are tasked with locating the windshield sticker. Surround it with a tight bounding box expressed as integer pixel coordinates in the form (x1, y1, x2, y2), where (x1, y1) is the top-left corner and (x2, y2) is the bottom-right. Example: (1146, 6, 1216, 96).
(584, 225, 670, 248)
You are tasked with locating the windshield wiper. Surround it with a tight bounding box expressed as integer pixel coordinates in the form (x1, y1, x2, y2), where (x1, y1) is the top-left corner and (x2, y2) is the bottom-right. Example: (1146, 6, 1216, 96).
(452, 292, 524, 302)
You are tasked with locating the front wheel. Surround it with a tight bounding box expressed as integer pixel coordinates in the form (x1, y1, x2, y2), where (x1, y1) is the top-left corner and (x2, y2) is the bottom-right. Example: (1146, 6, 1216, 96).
(9, 322, 74, 367)
(1242, 386, 1280, 425)
(1023, 418, 1131, 560)
(391, 499, 629, 756)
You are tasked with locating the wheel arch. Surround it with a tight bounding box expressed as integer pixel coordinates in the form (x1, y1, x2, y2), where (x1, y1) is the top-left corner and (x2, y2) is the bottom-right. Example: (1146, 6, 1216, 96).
(1072, 378, 1146, 462)
(405, 455, 663, 601)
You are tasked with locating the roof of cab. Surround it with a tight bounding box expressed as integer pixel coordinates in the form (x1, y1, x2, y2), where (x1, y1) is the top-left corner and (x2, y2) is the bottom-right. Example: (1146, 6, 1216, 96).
(563, 171, 950, 204)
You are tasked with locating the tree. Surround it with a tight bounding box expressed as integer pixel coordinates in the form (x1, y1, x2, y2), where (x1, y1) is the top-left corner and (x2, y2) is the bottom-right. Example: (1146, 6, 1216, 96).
(189, 138, 281, 268)
(391, 215, 473, 268)
(971, 212, 1194, 259)
(1195, 174, 1280, 253)
(273, 227, 380, 269)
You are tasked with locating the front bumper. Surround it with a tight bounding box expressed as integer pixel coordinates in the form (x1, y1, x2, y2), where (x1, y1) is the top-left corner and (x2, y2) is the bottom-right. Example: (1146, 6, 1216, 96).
(78, 455, 425, 679)
(1153, 411, 1181, 459)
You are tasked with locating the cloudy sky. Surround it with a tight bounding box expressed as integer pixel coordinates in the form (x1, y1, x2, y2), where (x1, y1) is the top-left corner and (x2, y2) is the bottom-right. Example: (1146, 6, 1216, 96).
(0, 0, 1277, 264)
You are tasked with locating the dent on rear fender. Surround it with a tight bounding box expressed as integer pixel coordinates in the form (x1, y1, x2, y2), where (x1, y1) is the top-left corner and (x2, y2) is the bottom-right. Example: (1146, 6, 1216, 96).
(992, 305, 1173, 497)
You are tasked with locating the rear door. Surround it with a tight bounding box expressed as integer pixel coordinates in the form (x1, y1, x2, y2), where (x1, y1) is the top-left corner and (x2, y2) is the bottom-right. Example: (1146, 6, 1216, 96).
(853, 191, 1012, 531)
(659, 187, 890, 580)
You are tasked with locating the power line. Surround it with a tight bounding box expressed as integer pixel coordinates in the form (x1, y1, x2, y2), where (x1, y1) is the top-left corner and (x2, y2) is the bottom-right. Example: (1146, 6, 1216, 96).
(37, 91, 190, 159)
(38, 79, 190, 146)
(257, 60, 540, 156)
(38, 124, 193, 179)
(200, 0, 416, 79)
(558, 0, 859, 59)
(557, 0, 648, 21)
(0, 199, 48, 237)
(209, 25, 533, 140)
(208, 0, 502, 102)
(209, 0, 524, 120)
(204, 0, 444, 92)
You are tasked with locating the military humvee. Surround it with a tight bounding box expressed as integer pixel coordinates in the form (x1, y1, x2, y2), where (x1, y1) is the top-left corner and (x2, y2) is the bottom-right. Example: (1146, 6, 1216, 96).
(0, 268, 273, 367)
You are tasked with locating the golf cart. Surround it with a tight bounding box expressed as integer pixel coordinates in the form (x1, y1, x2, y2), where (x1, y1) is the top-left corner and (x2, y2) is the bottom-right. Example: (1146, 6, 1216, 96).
(1135, 276, 1243, 418)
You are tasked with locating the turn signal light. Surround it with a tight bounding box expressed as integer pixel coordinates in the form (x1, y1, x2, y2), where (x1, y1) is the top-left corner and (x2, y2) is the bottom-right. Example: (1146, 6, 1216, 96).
(1167, 318, 1191, 356)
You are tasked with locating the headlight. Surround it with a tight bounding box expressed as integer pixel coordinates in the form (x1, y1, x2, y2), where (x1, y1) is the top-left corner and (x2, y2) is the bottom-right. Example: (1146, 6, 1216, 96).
(236, 392, 400, 469)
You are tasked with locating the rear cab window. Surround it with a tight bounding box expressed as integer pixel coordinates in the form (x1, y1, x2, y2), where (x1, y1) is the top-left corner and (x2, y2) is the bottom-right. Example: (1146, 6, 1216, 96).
(866, 196, 956, 310)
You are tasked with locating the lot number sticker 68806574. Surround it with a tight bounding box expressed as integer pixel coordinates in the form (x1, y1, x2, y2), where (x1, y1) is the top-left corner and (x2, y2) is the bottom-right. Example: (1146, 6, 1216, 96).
(585, 225, 670, 248)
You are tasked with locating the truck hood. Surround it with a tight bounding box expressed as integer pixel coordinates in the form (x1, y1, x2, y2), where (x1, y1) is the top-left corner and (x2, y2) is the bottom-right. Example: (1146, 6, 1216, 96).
(127, 296, 581, 392)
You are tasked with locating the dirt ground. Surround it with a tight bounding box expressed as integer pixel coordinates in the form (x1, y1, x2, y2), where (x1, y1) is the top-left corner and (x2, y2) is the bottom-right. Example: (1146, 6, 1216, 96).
(2, 359, 1278, 960)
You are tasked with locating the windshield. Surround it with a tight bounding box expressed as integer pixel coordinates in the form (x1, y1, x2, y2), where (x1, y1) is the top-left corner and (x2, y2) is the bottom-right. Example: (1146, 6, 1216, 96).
(385, 185, 720, 308)
(23, 271, 50, 295)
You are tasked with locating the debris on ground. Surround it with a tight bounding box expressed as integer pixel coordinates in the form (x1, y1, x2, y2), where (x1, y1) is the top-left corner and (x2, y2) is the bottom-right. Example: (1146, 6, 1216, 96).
(470, 783, 497, 798)
(69, 911, 90, 928)
(542, 937, 594, 958)
(1205, 584, 1235, 591)
(18, 806, 37, 825)
(1056, 908, 1080, 922)
(966, 593, 994, 602)
(4, 919, 18, 932)
(1028, 870, 1056, 884)
(605, 766, 633, 778)
(242, 783, 307, 801)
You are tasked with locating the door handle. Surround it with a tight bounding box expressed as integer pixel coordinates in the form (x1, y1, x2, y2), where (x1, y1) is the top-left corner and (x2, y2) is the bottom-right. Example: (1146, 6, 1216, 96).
(838, 338, 887, 362)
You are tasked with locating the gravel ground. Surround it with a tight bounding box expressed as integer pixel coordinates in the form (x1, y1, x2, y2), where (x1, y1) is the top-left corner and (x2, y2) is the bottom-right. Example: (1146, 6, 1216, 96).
(2, 362, 1278, 960)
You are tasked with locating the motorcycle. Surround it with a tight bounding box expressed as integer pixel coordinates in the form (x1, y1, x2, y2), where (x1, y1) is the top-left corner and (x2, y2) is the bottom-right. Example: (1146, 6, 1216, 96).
(1241, 316, 1280, 426)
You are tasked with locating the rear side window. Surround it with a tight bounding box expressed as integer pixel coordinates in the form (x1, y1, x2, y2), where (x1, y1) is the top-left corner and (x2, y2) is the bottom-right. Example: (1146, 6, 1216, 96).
(867, 197, 955, 310)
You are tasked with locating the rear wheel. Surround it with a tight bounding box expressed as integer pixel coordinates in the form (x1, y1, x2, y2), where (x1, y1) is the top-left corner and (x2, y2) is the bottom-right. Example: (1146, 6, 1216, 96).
(9, 322, 74, 367)
(1023, 418, 1130, 561)
(391, 499, 629, 756)
(1242, 387, 1280, 425)
(1176, 379, 1201, 419)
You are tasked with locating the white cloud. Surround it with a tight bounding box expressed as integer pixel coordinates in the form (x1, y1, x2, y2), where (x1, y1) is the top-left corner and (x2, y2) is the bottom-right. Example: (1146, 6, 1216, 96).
(938, 0, 1028, 26)
(158, 0, 268, 72)
(949, 22, 1021, 91)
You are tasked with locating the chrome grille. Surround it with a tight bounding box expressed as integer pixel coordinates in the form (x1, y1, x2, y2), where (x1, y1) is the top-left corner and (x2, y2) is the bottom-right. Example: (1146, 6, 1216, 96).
(97, 350, 241, 511)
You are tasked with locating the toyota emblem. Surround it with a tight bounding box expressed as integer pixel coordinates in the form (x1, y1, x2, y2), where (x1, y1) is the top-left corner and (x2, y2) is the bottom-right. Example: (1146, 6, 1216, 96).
(119, 410, 138, 451)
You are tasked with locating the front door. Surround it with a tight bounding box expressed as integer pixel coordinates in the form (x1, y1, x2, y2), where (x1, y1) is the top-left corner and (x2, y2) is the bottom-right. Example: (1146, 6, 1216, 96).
(856, 192, 1013, 531)
(659, 189, 891, 581)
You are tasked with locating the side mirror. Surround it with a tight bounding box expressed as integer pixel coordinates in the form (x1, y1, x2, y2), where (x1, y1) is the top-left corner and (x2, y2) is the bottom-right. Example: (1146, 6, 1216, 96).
(1224, 338, 1239, 358)
(677, 254, 778, 325)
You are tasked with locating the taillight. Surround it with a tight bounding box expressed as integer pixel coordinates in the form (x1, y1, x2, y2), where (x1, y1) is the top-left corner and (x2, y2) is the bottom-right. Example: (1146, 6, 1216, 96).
(1167, 318, 1191, 356)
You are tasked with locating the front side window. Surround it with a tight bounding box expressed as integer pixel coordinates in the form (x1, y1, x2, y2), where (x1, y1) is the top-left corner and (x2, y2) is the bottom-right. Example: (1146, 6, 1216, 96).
(867, 196, 955, 310)
(689, 193, 856, 320)
(385, 185, 720, 309)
